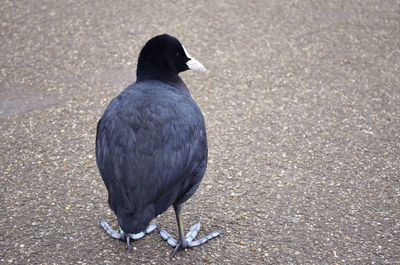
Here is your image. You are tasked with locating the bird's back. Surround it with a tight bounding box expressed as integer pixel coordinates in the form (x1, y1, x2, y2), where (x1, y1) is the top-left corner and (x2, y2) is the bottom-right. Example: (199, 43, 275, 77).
(96, 80, 207, 234)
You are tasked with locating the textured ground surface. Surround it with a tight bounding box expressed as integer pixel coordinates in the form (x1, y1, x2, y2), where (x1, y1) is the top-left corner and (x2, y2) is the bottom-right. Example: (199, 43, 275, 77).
(1, 0, 399, 264)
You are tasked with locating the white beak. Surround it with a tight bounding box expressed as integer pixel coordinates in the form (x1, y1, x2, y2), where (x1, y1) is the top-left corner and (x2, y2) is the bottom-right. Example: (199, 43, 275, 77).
(182, 45, 206, 72)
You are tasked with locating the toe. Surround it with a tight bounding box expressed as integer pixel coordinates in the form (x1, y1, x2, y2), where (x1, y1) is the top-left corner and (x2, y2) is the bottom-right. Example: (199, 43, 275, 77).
(187, 230, 222, 247)
(145, 221, 160, 234)
(185, 222, 201, 242)
(160, 229, 178, 247)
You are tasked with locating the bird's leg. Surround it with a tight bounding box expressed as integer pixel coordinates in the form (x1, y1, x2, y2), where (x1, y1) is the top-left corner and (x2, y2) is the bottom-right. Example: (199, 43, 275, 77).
(159, 204, 222, 257)
(100, 219, 160, 250)
(172, 204, 187, 256)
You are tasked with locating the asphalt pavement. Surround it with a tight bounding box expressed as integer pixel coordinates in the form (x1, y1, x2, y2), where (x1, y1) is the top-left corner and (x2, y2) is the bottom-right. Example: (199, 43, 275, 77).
(1, 0, 399, 264)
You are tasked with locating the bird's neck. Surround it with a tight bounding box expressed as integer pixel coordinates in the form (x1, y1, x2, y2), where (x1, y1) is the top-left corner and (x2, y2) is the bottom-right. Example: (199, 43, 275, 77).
(136, 65, 190, 95)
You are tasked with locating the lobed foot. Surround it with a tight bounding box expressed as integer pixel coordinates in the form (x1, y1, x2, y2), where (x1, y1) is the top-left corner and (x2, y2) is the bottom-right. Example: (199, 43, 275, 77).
(100, 218, 160, 251)
(159, 222, 222, 256)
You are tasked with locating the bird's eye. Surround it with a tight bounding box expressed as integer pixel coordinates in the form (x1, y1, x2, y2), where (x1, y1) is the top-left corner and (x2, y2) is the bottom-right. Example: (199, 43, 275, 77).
(176, 52, 181, 57)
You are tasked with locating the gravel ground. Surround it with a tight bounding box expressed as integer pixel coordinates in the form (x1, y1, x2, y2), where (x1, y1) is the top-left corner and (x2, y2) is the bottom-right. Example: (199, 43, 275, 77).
(1, 0, 399, 264)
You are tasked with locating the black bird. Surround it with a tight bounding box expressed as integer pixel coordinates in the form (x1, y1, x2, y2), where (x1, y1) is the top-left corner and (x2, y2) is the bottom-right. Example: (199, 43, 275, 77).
(96, 34, 221, 255)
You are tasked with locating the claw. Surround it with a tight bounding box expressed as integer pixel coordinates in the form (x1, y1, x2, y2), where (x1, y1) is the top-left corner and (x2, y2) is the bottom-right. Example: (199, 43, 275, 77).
(159, 222, 221, 254)
(171, 243, 181, 257)
(100, 218, 160, 250)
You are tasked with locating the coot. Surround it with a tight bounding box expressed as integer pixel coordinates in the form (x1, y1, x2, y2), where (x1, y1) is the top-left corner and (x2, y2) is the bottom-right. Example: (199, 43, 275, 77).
(96, 34, 221, 255)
